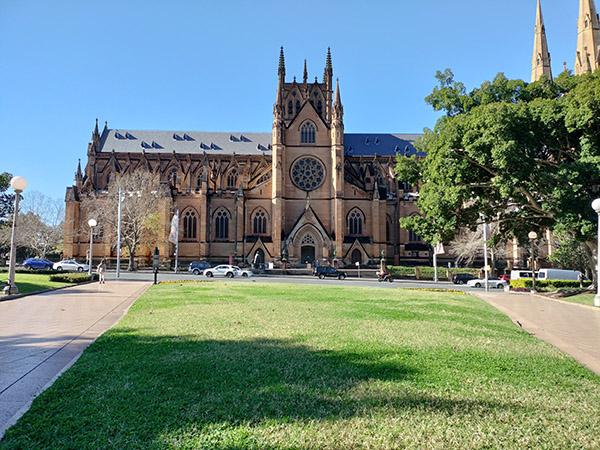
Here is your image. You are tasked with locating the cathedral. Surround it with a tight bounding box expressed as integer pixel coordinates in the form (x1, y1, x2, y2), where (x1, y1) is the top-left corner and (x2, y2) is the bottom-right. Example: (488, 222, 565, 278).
(63, 0, 600, 269)
(63, 48, 424, 268)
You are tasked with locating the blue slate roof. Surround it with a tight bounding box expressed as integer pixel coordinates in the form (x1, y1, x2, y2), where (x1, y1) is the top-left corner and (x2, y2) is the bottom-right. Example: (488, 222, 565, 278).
(98, 129, 423, 157)
(343, 134, 423, 157)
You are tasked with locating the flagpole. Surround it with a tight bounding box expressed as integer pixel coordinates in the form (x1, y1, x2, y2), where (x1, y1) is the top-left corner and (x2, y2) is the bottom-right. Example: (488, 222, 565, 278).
(433, 248, 438, 283)
(116, 186, 122, 279)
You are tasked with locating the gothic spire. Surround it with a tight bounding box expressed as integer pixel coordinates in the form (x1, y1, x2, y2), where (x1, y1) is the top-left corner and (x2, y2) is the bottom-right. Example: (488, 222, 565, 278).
(324, 47, 333, 80)
(334, 78, 342, 109)
(278, 46, 286, 80)
(575, 0, 600, 74)
(303, 59, 308, 84)
(531, 0, 552, 82)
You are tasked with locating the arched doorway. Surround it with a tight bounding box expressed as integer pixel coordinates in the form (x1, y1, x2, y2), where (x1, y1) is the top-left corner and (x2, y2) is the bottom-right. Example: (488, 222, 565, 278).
(300, 234, 316, 264)
(252, 248, 265, 268)
(351, 249, 362, 265)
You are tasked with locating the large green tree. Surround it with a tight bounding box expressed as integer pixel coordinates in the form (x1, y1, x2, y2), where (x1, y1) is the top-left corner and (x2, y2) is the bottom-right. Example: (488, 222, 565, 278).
(81, 171, 168, 271)
(396, 69, 600, 276)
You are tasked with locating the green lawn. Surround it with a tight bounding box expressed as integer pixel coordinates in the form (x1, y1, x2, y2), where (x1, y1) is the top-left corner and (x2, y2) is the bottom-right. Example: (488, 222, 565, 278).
(2, 282, 599, 449)
(0, 272, 71, 296)
(556, 292, 596, 306)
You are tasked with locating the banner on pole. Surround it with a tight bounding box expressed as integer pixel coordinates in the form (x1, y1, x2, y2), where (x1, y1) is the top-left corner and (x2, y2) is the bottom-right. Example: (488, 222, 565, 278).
(168, 211, 179, 244)
(434, 242, 445, 255)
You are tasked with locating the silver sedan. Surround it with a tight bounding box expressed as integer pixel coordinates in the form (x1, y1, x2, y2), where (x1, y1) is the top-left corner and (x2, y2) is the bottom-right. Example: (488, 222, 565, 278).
(466, 277, 506, 289)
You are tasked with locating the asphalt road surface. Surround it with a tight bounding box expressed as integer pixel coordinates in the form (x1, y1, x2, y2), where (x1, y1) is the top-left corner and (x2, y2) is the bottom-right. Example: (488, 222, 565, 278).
(104, 269, 494, 292)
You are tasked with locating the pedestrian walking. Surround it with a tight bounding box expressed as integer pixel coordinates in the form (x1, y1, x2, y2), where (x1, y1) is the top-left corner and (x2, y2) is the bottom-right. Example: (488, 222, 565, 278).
(97, 258, 107, 284)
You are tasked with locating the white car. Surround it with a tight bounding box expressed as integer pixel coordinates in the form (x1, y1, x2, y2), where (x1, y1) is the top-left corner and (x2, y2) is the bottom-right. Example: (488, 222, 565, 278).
(241, 269, 254, 278)
(466, 277, 506, 289)
(53, 260, 90, 272)
(203, 265, 242, 278)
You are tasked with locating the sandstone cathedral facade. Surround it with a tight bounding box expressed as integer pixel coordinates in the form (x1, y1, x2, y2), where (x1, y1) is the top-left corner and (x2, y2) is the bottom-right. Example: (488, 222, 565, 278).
(63, 48, 424, 268)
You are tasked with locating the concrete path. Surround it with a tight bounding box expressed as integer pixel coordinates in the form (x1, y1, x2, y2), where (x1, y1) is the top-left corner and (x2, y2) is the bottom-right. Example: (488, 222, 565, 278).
(0, 280, 151, 438)
(477, 291, 600, 376)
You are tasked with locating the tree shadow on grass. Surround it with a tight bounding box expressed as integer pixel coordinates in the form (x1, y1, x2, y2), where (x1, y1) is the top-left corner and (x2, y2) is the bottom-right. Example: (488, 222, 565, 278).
(2, 330, 528, 449)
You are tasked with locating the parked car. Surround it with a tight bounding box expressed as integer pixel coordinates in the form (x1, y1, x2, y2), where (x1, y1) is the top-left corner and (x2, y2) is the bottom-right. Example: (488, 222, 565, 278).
(188, 261, 211, 275)
(466, 277, 506, 289)
(314, 266, 346, 280)
(53, 260, 89, 272)
(22, 258, 54, 270)
(451, 273, 477, 284)
(203, 265, 242, 278)
(241, 269, 254, 278)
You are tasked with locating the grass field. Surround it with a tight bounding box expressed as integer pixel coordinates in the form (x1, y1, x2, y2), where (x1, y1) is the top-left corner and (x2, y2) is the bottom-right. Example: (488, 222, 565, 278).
(0, 272, 71, 296)
(1, 281, 599, 449)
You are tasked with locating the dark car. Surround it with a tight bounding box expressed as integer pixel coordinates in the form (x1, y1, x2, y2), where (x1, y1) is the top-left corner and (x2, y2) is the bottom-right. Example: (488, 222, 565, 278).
(188, 261, 211, 275)
(314, 266, 347, 280)
(22, 258, 54, 270)
(451, 273, 477, 284)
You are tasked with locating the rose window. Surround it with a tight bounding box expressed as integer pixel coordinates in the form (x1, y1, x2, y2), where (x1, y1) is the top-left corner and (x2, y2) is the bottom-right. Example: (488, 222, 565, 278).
(291, 157, 325, 191)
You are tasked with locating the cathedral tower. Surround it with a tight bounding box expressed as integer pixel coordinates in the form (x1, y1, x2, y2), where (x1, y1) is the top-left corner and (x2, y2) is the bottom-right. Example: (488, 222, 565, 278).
(531, 0, 552, 82)
(575, 0, 600, 74)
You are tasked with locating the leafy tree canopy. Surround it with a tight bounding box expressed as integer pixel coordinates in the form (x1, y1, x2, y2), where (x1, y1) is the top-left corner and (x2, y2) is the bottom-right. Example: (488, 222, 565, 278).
(396, 70, 600, 260)
(0, 172, 15, 222)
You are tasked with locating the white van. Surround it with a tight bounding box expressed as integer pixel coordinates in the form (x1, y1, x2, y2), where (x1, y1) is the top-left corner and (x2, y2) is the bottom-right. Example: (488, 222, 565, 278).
(536, 268, 582, 281)
(510, 270, 535, 280)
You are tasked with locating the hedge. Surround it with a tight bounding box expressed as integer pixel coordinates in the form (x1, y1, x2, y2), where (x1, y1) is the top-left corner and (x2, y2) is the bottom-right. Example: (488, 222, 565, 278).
(50, 273, 98, 283)
(387, 266, 481, 280)
(510, 278, 592, 290)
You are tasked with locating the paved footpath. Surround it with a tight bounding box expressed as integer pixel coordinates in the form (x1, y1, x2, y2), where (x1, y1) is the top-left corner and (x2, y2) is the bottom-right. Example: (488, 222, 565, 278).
(477, 291, 600, 376)
(0, 280, 151, 438)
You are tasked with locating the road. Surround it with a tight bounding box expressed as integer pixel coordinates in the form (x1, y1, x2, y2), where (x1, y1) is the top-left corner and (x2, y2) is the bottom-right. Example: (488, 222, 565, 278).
(107, 269, 488, 292)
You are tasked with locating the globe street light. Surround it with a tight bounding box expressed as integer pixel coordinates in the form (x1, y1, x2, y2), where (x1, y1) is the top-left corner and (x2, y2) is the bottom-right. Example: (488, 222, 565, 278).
(591, 199, 600, 307)
(528, 231, 538, 293)
(88, 218, 97, 276)
(3, 176, 27, 295)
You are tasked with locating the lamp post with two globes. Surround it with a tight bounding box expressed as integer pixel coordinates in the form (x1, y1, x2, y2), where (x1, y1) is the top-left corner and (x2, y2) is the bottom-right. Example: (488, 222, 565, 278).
(3, 176, 27, 296)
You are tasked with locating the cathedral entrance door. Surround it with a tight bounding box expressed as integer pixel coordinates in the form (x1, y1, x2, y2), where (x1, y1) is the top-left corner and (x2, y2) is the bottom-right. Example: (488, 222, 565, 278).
(301, 246, 315, 265)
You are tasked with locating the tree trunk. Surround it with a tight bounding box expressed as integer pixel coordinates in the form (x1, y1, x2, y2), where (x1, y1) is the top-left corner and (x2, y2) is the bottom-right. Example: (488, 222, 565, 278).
(583, 240, 597, 287)
(127, 244, 137, 272)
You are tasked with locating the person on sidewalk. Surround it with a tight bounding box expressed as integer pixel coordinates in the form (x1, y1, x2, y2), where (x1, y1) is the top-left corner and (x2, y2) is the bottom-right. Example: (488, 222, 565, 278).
(97, 258, 107, 284)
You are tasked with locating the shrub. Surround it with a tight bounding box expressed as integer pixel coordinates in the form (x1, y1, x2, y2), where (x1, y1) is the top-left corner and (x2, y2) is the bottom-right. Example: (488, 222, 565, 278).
(510, 278, 592, 290)
(50, 273, 98, 283)
(387, 266, 480, 280)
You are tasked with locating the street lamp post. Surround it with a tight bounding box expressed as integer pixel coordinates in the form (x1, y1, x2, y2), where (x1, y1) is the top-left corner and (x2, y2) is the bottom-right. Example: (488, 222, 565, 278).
(88, 219, 97, 276)
(591, 199, 600, 307)
(3, 176, 27, 296)
(528, 231, 538, 293)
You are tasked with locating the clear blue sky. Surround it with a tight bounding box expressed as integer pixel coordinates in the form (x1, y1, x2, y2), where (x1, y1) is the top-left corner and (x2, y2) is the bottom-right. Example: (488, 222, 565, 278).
(0, 0, 580, 201)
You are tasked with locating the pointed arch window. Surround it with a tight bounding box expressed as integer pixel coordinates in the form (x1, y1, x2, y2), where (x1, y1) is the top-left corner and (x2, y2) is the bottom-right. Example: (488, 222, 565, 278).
(409, 230, 422, 243)
(288, 101, 293, 115)
(226, 168, 238, 189)
(296, 100, 301, 114)
(182, 208, 198, 241)
(169, 168, 178, 188)
(317, 100, 323, 115)
(348, 209, 364, 236)
(214, 209, 230, 240)
(252, 208, 268, 235)
(301, 122, 316, 144)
